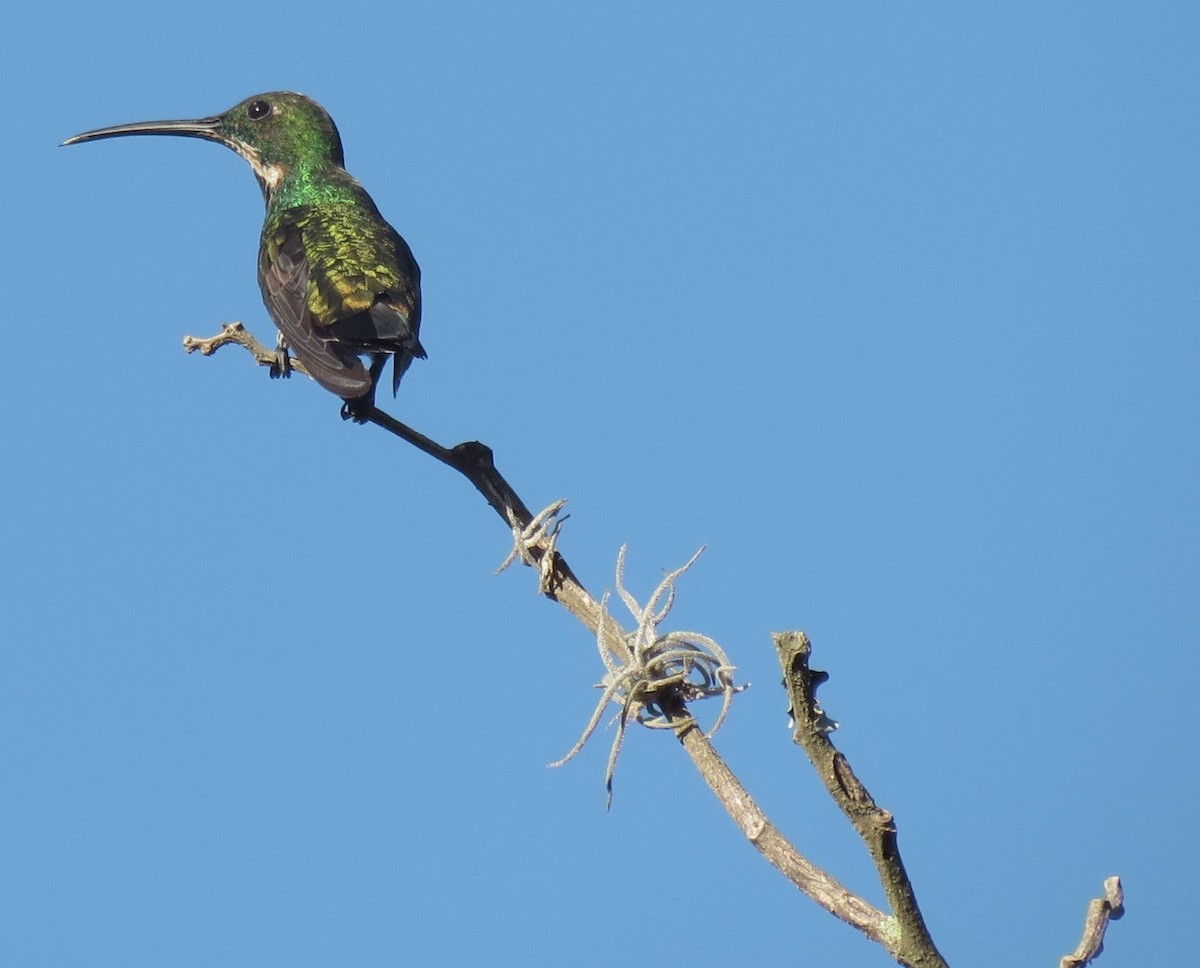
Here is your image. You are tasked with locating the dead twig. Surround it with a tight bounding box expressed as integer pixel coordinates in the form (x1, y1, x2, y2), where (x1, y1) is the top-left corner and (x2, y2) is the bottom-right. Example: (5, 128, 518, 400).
(1061, 877, 1124, 968)
(775, 630, 948, 968)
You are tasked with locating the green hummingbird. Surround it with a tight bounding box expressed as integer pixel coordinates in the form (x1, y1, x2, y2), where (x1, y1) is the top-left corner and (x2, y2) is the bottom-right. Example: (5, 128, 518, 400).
(63, 92, 425, 420)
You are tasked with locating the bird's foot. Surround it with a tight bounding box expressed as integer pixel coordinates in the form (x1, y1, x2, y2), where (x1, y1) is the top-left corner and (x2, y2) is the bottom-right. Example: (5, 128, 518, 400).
(270, 345, 292, 380)
(340, 393, 375, 424)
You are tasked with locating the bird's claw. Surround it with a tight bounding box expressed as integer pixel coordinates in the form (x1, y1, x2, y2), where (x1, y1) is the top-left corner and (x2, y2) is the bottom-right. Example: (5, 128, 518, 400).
(270, 345, 292, 380)
(340, 395, 374, 423)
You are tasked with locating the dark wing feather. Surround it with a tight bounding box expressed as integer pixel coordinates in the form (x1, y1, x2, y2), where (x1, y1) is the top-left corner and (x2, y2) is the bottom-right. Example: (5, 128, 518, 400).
(258, 219, 374, 399)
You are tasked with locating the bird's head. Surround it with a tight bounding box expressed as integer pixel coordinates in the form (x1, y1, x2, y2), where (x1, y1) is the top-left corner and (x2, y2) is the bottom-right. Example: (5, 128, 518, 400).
(63, 92, 347, 198)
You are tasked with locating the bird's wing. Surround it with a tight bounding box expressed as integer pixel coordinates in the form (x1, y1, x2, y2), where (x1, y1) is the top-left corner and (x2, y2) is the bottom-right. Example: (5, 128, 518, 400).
(259, 215, 373, 399)
(319, 225, 427, 395)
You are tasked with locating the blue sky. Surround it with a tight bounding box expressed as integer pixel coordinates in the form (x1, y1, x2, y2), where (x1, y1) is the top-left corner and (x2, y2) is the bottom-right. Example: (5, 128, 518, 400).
(2, 3, 1196, 965)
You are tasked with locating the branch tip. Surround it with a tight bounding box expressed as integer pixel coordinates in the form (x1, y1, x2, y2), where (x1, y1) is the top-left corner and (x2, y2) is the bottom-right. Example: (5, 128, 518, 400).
(1060, 876, 1124, 968)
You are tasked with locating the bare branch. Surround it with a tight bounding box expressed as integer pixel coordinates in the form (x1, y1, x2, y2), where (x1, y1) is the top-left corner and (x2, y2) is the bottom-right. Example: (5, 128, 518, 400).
(182, 323, 1123, 967)
(671, 706, 893, 941)
(775, 630, 948, 968)
(1061, 877, 1124, 968)
(184, 322, 600, 629)
(182, 321, 285, 368)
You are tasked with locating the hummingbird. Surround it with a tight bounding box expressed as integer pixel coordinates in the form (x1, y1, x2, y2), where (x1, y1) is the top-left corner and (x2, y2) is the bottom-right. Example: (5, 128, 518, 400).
(63, 92, 425, 420)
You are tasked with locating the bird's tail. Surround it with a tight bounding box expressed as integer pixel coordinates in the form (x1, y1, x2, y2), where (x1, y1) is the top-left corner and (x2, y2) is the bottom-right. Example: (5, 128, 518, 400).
(390, 335, 427, 395)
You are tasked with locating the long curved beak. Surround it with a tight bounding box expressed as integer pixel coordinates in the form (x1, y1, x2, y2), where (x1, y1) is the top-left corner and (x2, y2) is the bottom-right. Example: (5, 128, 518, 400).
(61, 115, 225, 148)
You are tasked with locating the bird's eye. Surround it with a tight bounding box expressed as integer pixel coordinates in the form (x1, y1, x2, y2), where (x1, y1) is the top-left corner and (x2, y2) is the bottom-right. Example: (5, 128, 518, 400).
(247, 99, 272, 120)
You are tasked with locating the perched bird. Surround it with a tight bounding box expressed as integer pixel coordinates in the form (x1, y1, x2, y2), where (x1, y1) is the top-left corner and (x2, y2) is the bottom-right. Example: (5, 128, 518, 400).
(63, 92, 424, 420)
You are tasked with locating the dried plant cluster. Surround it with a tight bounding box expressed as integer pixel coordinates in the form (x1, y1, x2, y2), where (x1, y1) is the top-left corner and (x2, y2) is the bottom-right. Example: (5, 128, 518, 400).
(548, 543, 746, 805)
